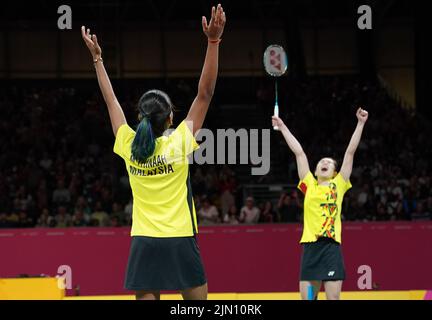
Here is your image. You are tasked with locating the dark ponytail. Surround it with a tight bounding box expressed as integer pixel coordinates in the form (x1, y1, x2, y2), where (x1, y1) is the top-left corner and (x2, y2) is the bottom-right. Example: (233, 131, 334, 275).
(131, 117, 155, 165)
(131, 90, 173, 165)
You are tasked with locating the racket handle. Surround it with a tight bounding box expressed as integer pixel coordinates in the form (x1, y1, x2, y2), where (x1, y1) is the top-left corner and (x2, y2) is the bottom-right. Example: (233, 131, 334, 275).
(273, 103, 279, 131)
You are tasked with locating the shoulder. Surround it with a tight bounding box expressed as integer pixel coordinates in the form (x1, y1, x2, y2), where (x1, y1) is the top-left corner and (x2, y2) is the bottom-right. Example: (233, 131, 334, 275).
(333, 172, 350, 184)
(167, 120, 199, 154)
(115, 123, 135, 138)
(168, 120, 192, 138)
(298, 171, 316, 194)
(333, 173, 352, 191)
(300, 171, 316, 185)
(114, 123, 135, 158)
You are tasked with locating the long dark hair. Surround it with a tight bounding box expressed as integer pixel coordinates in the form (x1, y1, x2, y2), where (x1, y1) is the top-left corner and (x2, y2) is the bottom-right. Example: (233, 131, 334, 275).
(131, 90, 173, 165)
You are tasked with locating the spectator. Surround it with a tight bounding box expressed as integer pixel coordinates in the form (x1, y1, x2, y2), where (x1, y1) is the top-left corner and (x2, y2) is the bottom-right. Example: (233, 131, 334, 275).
(223, 205, 240, 224)
(357, 184, 370, 209)
(376, 203, 388, 221)
(36, 208, 55, 228)
(15, 186, 34, 213)
(240, 197, 260, 224)
(110, 216, 122, 227)
(388, 179, 403, 200)
(52, 178, 71, 206)
(90, 201, 110, 227)
(74, 196, 92, 216)
(260, 201, 277, 223)
(72, 209, 88, 227)
(278, 192, 301, 222)
(54, 206, 72, 228)
(198, 197, 219, 225)
(387, 194, 404, 220)
(111, 202, 126, 226)
(198, 196, 219, 226)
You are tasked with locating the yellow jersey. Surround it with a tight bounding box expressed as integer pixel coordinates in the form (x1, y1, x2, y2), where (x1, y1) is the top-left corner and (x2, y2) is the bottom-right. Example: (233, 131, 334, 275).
(297, 171, 351, 244)
(114, 120, 199, 237)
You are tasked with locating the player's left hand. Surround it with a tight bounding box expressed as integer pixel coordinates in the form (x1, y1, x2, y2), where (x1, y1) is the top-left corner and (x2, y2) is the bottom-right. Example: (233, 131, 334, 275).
(202, 4, 226, 41)
(356, 107, 369, 124)
(81, 26, 102, 60)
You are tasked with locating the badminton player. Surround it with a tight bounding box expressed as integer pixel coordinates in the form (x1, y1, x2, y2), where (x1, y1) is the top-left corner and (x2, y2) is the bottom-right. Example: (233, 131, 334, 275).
(81, 4, 226, 300)
(272, 107, 368, 300)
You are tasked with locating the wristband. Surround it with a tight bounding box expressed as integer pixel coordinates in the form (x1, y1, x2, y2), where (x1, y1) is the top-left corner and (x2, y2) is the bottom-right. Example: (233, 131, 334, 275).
(208, 38, 221, 44)
(93, 56, 103, 64)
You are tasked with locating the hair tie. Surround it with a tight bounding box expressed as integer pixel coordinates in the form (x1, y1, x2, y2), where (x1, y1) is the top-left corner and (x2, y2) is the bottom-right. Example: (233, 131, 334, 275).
(139, 112, 151, 120)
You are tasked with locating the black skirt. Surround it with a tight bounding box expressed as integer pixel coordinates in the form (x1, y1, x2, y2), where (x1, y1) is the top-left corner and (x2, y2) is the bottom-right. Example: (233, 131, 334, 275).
(300, 237, 346, 281)
(124, 236, 207, 291)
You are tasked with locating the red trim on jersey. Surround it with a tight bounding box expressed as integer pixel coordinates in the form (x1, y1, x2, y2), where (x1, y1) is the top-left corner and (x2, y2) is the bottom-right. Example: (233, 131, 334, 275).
(299, 182, 307, 194)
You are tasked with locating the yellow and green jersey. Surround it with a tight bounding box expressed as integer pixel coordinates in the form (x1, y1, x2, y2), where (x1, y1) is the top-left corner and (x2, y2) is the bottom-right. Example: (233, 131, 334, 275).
(114, 120, 199, 238)
(297, 171, 352, 244)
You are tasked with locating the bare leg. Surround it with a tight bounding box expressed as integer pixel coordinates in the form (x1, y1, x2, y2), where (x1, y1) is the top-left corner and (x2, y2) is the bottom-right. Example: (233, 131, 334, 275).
(299, 281, 322, 300)
(323, 281, 343, 300)
(180, 283, 208, 300)
(135, 290, 160, 300)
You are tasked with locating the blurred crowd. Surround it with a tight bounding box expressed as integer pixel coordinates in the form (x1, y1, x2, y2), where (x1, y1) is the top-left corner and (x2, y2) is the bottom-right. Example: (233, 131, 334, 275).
(0, 76, 431, 229)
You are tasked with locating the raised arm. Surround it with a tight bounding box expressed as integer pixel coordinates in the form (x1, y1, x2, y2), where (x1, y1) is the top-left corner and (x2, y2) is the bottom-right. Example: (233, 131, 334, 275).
(340, 107, 369, 181)
(81, 26, 126, 137)
(272, 116, 310, 180)
(185, 4, 226, 135)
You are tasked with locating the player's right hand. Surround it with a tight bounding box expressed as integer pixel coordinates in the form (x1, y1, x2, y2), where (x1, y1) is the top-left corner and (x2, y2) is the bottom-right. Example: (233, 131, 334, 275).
(272, 116, 286, 130)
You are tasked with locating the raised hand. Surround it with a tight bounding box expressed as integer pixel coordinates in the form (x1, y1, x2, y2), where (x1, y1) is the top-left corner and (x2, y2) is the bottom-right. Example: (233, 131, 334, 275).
(272, 116, 287, 130)
(272, 114, 309, 179)
(80, 25, 126, 136)
(202, 4, 226, 41)
(356, 107, 369, 124)
(81, 26, 102, 60)
(340, 107, 368, 180)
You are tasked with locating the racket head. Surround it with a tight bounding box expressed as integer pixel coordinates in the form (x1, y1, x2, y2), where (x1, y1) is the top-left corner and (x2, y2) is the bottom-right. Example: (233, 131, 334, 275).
(263, 44, 288, 77)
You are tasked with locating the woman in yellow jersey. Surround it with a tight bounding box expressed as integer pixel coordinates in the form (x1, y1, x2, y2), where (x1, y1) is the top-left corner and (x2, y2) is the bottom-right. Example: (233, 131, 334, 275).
(81, 4, 226, 300)
(272, 107, 368, 300)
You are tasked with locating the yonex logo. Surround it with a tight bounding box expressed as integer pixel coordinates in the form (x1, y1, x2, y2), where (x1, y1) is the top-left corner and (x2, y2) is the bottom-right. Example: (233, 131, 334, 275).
(328, 271, 335, 277)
